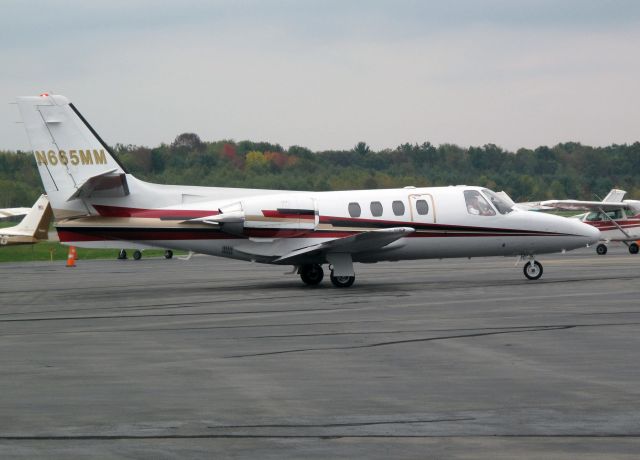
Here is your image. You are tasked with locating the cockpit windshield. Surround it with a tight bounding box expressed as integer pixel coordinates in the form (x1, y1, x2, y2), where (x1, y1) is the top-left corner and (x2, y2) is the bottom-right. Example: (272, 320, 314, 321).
(481, 189, 514, 215)
(464, 190, 496, 216)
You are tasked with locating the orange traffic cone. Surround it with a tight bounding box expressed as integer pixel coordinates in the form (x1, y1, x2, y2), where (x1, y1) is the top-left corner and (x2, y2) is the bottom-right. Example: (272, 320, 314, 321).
(66, 246, 77, 267)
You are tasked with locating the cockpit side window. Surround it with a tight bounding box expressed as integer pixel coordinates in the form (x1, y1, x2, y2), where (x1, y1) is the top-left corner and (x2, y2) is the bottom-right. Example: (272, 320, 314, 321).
(606, 210, 623, 220)
(586, 211, 603, 221)
(464, 190, 496, 216)
(481, 189, 514, 214)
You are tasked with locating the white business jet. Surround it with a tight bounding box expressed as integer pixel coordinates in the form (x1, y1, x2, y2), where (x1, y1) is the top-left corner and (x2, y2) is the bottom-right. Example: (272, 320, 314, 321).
(0, 194, 52, 246)
(15, 94, 600, 286)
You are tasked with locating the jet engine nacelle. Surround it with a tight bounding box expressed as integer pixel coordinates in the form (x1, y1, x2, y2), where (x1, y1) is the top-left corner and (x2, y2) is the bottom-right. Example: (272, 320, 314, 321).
(214, 194, 318, 236)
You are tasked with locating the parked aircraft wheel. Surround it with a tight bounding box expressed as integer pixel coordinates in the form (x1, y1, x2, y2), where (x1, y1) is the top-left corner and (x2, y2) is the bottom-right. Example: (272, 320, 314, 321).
(523, 260, 543, 280)
(118, 249, 127, 260)
(330, 273, 355, 288)
(133, 250, 142, 260)
(299, 264, 324, 285)
(164, 250, 174, 259)
(596, 244, 608, 255)
(629, 243, 639, 254)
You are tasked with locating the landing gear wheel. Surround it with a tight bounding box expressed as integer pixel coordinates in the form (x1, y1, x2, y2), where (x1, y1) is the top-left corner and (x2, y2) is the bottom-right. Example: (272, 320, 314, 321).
(629, 243, 639, 255)
(596, 243, 608, 255)
(523, 260, 543, 280)
(133, 250, 142, 260)
(330, 273, 355, 288)
(299, 264, 324, 285)
(164, 250, 174, 259)
(117, 249, 127, 260)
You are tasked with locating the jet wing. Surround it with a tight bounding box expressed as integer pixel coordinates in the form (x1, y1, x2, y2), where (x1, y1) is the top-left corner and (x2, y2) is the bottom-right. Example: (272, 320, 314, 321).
(539, 200, 630, 212)
(274, 227, 414, 263)
(0, 207, 31, 218)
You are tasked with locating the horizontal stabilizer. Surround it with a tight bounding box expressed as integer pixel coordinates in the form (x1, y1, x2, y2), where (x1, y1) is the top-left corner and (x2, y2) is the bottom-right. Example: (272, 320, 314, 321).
(274, 227, 414, 263)
(0, 207, 31, 218)
(67, 169, 128, 201)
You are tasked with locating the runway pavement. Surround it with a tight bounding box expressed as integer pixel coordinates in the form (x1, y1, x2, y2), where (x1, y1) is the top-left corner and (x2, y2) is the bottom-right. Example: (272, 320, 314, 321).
(1, 247, 639, 459)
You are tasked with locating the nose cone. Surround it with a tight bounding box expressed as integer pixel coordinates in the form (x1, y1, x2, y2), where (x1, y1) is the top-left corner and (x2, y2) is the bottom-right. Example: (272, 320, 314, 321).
(579, 221, 602, 245)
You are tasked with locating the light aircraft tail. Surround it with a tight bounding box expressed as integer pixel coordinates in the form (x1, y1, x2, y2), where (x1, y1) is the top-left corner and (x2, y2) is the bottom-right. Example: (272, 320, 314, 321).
(13, 194, 52, 240)
(16, 94, 129, 218)
(602, 189, 626, 203)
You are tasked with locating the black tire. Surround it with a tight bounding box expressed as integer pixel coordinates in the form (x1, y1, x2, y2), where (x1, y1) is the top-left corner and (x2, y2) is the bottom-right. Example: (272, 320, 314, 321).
(523, 260, 543, 280)
(118, 249, 127, 260)
(629, 243, 639, 255)
(164, 250, 173, 259)
(299, 264, 324, 285)
(330, 273, 355, 288)
(133, 250, 142, 260)
(596, 244, 608, 255)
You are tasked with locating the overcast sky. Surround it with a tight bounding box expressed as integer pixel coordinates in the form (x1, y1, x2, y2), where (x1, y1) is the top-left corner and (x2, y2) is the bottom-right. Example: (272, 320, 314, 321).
(2, 0, 639, 152)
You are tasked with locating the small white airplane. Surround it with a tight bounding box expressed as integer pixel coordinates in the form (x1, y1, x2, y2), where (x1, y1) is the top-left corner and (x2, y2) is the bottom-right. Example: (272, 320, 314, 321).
(538, 189, 640, 255)
(0, 194, 52, 246)
(14, 94, 600, 286)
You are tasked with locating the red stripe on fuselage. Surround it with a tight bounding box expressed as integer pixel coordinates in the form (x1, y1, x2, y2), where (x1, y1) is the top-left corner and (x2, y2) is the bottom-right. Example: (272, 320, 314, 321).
(93, 205, 218, 219)
(262, 210, 315, 220)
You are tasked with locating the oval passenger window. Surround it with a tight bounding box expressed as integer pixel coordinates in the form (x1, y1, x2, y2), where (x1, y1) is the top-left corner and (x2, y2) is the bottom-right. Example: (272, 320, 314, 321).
(348, 202, 361, 218)
(370, 201, 383, 217)
(416, 199, 429, 215)
(392, 200, 405, 216)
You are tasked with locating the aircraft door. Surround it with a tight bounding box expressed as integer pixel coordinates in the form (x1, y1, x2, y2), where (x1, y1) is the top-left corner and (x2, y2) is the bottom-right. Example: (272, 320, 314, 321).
(409, 194, 436, 223)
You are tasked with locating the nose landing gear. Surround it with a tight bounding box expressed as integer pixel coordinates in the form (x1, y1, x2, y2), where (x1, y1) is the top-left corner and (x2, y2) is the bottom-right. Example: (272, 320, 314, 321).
(523, 259, 543, 280)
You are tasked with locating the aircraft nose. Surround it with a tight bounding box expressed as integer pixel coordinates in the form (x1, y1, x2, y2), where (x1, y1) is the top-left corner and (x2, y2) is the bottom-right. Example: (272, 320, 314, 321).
(577, 221, 601, 245)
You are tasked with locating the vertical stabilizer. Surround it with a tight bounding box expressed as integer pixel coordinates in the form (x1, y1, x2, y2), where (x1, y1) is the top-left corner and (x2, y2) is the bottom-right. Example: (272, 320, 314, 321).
(603, 189, 626, 203)
(14, 195, 52, 240)
(16, 94, 128, 217)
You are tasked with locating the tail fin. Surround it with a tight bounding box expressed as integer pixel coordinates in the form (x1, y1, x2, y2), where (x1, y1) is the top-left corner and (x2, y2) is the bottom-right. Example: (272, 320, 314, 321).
(16, 94, 129, 217)
(14, 195, 53, 240)
(603, 189, 627, 203)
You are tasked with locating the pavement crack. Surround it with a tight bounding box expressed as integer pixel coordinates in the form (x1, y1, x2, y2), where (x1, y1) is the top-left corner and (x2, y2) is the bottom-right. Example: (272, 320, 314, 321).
(207, 417, 475, 429)
(225, 325, 575, 358)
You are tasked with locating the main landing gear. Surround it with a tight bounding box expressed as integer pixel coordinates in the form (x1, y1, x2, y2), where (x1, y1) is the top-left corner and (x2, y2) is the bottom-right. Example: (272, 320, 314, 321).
(298, 264, 356, 288)
(596, 242, 639, 255)
(299, 264, 324, 286)
(117, 249, 174, 260)
(523, 259, 543, 280)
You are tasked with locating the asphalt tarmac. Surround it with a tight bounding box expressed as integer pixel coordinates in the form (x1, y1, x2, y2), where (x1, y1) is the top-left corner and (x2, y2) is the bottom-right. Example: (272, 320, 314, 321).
(1, 246, 639, 459)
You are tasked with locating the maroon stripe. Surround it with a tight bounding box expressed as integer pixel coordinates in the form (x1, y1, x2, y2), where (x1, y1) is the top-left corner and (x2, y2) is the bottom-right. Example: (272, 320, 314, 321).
(93, 205, 218, 219)
(262, 210, 315, 220)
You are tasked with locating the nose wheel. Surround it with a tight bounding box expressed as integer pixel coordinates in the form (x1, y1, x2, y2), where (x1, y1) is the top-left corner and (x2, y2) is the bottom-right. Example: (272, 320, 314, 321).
(596, 243, 608, 255)
(523, 260, 543, 280)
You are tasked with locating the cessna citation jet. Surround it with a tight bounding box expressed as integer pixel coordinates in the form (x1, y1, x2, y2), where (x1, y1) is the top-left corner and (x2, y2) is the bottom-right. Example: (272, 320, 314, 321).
(538, 189, 640, 255)
(15, 94, 600, 287)
(0, 194, 52, 246)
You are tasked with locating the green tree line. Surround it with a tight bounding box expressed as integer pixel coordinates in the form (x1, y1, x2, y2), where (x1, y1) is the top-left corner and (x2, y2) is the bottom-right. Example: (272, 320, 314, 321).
(2, 133, 640, 207)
